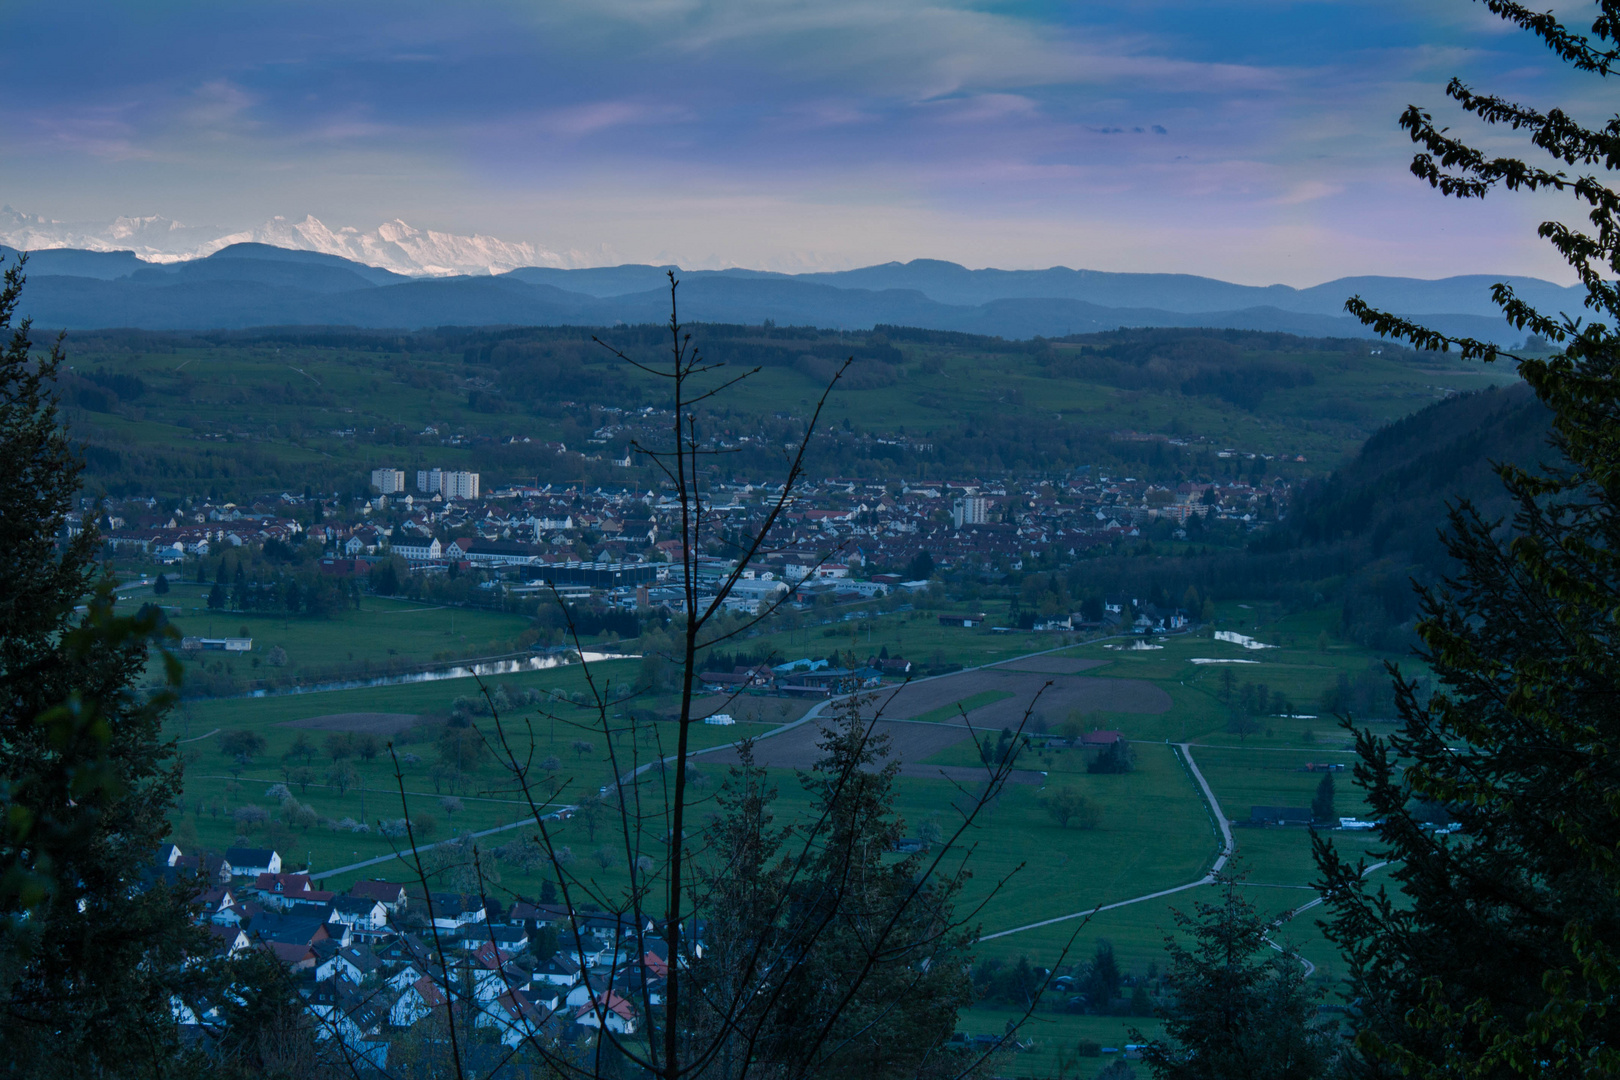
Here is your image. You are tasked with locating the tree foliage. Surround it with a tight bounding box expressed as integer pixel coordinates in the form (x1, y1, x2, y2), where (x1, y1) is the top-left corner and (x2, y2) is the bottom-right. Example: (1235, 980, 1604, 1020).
(1136, 878, 1334, 1080)
(1315, 3, 1620, 1074)
(0, 261, 291, 1076)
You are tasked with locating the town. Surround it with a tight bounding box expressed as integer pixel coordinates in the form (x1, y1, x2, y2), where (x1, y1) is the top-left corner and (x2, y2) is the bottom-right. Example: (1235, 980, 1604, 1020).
(94, 465, 1290, 616)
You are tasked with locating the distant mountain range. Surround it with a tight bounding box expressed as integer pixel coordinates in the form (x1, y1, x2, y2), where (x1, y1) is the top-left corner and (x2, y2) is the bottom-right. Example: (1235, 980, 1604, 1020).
(1, 239, 1583, 342)
(0, 207, 587, 276)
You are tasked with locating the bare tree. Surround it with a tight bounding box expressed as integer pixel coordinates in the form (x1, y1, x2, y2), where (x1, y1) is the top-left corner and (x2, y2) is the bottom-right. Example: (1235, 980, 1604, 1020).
(374, 276, 1078, 1080)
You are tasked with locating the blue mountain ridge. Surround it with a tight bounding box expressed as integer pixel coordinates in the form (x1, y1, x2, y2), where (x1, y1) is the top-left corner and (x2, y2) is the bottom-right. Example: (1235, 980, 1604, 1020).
(0, 242, 1568, 342)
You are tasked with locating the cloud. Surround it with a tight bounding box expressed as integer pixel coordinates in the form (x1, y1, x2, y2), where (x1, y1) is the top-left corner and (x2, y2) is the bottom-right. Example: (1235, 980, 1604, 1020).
(0, 0, 1600, 283)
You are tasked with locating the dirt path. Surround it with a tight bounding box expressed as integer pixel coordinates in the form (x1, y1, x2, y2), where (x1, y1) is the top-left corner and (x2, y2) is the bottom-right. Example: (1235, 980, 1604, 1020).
(977, 742, 1233, 941)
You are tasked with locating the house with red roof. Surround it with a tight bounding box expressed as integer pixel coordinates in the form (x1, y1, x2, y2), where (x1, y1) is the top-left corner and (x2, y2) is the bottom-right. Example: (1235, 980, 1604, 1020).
(574, 991, 637, 1034)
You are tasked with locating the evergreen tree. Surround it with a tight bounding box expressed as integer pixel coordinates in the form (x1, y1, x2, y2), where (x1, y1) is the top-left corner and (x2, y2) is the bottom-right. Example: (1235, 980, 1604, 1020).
(1135, 878, 1334, 1080)
(0, 262, 268, 1076)
(1316, 3, 1620, 1074)
(153, 572, 169, 595)
(1310, 773, 1334, 823)
(684, 718, 975, 1080)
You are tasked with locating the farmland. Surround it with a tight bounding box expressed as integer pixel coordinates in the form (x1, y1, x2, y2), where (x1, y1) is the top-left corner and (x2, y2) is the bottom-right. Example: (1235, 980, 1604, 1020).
(159, 594, 1395, 1071)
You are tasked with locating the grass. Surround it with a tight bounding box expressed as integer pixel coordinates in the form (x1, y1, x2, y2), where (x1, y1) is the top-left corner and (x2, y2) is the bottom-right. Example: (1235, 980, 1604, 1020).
(126, 579, 532, 689)
(909, 690, 1017, 724)
(153, 595, 1408, 1036)
(955, 1008, 1163, 1079)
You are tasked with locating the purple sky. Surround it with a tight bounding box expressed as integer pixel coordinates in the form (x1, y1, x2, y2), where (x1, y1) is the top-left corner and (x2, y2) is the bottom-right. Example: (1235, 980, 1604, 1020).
(1, 0, 1601, 283)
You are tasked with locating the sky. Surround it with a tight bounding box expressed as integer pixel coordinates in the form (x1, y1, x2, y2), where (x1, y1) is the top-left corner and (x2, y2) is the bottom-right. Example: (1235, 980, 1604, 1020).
(0, 0, 1607, 283)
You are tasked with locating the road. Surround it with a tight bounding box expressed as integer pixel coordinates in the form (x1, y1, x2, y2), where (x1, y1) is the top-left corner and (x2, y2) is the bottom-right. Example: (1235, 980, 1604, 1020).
(310, 631, 1174, 884)
(977, 742, 1234, 941)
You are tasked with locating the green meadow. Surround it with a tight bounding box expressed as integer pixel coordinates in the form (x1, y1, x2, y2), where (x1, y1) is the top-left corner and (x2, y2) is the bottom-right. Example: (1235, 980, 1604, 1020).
(155, 589, 1407, 1075)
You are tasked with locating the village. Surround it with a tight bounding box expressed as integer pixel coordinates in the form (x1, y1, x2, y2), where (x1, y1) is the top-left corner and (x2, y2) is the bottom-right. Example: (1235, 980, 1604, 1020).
(156, 841, 658, 1066)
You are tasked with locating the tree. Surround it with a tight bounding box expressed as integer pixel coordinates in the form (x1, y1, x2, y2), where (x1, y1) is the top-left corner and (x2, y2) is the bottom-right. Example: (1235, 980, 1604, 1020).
(574, 795, 605, 842)
(680, 721, 977, 1080)
(285, 732, 314, 762)
(1042, 787, 1099, 829)
(207, 582, 226, 610)
(354, 732, 381, 762)
(153, 573, 170, 595)
(1088, 739, 1136, 775)
(326, 763, 357, 796)
(1313, 4, 1620, 1075)
(0, 262, 285, 1075)
(1135, 877, 1333, 1080)
(325, 731, 354, 762)
(218, 729, 267, 761)
(1086, 939, 1122, 1010)
(905, 550, 934, 581)
(1309, 773, 1334, 823)
(388, 278, 1050, 1080)
(1225, 705, 1261, 741)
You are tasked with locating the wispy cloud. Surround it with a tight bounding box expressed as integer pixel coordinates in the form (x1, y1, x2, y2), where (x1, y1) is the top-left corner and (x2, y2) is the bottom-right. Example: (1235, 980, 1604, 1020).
(0, 0, 1595, 283)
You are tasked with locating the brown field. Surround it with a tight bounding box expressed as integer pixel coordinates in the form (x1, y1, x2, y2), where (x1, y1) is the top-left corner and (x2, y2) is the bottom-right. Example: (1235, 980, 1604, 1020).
(702, 717, 969, 769)
(991, 657, 1109, 674)
(278, 712, 419, 734)
(861, 670, 1171, 728)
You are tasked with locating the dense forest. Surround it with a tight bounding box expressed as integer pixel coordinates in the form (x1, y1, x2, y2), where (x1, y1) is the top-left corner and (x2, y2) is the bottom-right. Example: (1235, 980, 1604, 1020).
(49, 322, 1488, 500)
(1060, 384, 1552, 650)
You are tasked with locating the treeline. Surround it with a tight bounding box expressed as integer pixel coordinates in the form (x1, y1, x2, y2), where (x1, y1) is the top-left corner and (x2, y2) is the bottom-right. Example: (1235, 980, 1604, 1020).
(1057, 383, 1553, 649)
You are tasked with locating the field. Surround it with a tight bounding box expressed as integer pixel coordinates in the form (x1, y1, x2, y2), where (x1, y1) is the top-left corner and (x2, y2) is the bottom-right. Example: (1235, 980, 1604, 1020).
(152, 592, 1408, 1078)
(124, 577, 534, 690)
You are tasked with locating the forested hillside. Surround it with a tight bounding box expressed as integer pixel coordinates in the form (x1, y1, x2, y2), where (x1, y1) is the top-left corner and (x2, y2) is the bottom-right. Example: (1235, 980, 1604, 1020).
(1052, 384, 1552, 650)
(52, 322, 1512, 500)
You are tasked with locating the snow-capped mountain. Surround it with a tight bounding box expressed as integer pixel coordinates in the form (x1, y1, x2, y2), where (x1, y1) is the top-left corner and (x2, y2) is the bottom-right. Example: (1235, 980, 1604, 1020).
(0, 207, 593, 276)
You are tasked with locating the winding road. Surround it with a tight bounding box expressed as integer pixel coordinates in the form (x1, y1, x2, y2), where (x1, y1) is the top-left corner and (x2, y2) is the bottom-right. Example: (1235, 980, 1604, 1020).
(977, 741, 1234, 942)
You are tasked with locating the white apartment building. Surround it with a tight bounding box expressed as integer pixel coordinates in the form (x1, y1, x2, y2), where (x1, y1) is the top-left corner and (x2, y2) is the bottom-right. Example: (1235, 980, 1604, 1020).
(370, 468, 406, 494)
(952, 495, 989, 529)
(417, 468, 479, 500)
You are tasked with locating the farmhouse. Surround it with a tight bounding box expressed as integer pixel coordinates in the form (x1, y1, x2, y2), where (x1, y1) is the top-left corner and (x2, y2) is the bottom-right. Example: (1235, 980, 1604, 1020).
(1249, 805, 1315, 826)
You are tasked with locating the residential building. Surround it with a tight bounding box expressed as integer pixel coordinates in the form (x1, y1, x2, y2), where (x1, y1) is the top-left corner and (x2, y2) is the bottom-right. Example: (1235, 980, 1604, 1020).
(370, 468, 406, 494)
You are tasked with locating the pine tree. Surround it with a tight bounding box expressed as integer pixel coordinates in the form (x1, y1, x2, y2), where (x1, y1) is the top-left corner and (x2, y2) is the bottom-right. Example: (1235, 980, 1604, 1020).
(684, 714, 976, 1080)
(1315, 4, 1620, 1074)
(1135, 877, 1334, 1080)
(1310, 773, 1334, 823)
(0, 262, 303, 1077)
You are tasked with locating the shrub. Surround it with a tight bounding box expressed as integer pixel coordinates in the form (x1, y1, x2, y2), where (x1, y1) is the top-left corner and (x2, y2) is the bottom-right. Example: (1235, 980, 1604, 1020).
(232, 805, 270, 832)
(1042, 788, 1100, 829)
(219, 730, 266, 761)
(280, 797, 318, 831)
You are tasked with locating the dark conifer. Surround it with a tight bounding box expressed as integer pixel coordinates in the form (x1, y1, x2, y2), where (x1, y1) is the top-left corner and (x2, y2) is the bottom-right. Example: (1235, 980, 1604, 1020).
(1317, 4, 1620, 1073)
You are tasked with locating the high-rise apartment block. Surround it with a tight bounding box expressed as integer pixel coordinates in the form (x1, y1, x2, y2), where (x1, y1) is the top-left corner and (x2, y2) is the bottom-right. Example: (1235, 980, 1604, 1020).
(417, 468, 479, 500)
(370, 468, 405, 494)
(952, 495, 989, 529)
